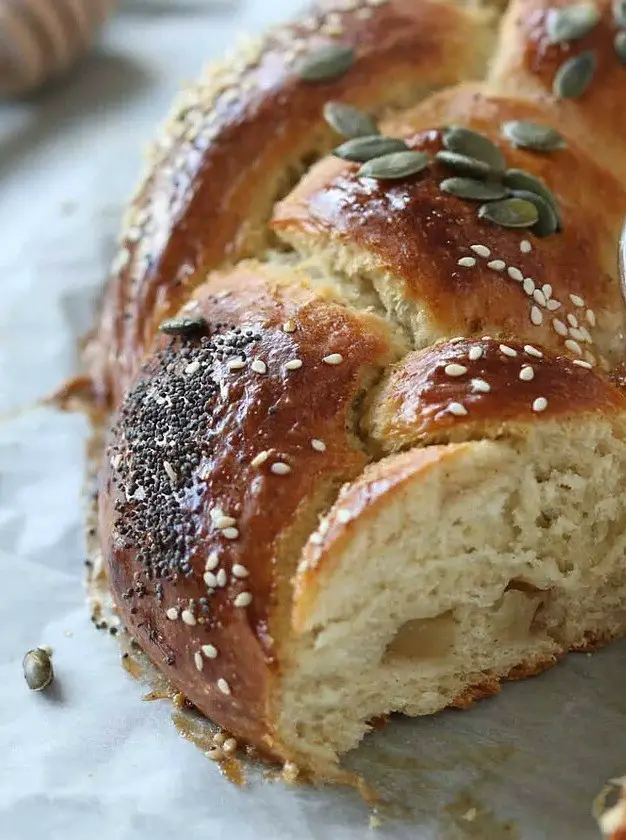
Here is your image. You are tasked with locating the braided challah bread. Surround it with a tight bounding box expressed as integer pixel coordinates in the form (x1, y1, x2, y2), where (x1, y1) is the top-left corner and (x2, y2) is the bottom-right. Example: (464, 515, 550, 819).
(89, 0, 626, 777)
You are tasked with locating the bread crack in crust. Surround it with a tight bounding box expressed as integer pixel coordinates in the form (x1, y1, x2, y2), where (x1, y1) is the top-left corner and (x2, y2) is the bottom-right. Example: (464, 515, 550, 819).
(89, 0, 626, 777)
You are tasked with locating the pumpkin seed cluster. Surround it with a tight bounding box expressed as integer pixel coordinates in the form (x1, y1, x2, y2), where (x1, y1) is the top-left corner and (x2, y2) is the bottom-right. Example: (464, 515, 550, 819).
(323, 101, 564, 237)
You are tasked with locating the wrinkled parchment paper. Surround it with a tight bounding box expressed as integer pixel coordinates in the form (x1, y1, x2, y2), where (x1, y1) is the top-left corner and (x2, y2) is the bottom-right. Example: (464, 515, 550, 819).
(1, 3, 626, 838)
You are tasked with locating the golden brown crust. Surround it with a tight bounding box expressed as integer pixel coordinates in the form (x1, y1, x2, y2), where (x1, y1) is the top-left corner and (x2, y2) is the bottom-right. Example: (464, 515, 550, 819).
(89, 0, 494, 408)
(99, 262, 397, 751)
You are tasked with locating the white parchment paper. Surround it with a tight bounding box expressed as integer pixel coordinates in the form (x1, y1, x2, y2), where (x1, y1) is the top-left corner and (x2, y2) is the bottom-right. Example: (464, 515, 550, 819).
(1, 3, 626, 838)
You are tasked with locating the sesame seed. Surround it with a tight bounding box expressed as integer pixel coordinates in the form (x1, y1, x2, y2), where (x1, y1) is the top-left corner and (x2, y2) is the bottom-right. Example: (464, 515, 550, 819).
(573, 359, 593, 369)
(447, 401, 468, 416)
(471, 378, 490, 393)
(251, 359, 267, 374)
(207, 747, 223, 761)
(578, 326, 592, 343)
(524, 344, 543, 358)
(215, 515, 237, 529)
(569, 294, 585, 307)
(569, 327, 586, 342)
(499, 344, 517, 357)
(181, 610, 196, 626)
(565, 339, 583, 356)
(449, 337, 465, 343)
(213, 733, 227, 746)
(487, 260, 505, 271)
(283, 320, 297, 333)
(533, 289, 547, 307)
(223, 738, 237, 755)
(507, 266, 523, 282)
(519, 365, 534, 381)
(271, 462, 291, 475)
(217, 678, 231, 696)
(586, 309, 596, 327)
(232, 564, 249, 578)
(163, 461, 177, 483)
(166, 607, 179, 621)
(323, 353, 343, 365)
(546, 299, 561, 311)
(520, 239, 532, 254)
(468, 346, 483, 361)
(216, 569, 227, 587)
(251, 450, 270, 467)
(311, 439, 326, 452)
(458, 257, 476, 268)
(194, 652, 204, 672)
(205, 551, 219, 570)
(227, 358, 246, 371)
(284, 359, 303, 371)
(530, 306, 543, 326)
(202, 644, 218, 659)
(584, 351, 597, 365)
(222, 527, 239, 540)
(542, 284, 552, 299)
(552, 319, 568, 336)
(523, 278, 535, 295)
(234, 592, 252, 608)
(337, 509, 351, 524)
(204, 571, 217, 588)
(470, 244, 491, 258)
(532, 397, 548, 413)
(185, 360, 201, 375)
(566, 314, 578, 327)
(444, 363, 468, 377)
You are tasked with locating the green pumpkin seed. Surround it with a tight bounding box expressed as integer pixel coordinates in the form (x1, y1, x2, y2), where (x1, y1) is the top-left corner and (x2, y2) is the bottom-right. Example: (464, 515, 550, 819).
(615, 31, 626, 64)
(439, 177, 508, 202)
(503, 169, 563, 230)
(435, 150, 497, 180)
(159, 316, 208, 337)
(23, 648, 54, 692)
(334, 135, 408, 162)
(509, 189, 559, 237)
(323, 101, 378, 139)
(546, 3, 600, 44)
(441, 126, 506, 172)
(501, 120, 566, 152)
(614, 1, 626, 27)
(297, 45, 355, 82)
(553, 50, 597, 99)
(478, 198, 539, 229)
(358, 150, 431, 180)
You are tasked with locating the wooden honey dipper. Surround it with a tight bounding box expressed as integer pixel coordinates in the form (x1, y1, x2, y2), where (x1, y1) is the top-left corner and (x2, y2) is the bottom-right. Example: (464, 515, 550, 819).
(0, 0, 117, 96)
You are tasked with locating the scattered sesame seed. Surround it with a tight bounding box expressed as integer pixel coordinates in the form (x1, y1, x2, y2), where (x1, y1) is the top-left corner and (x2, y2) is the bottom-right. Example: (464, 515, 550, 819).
(251, 450, 270, 467)
(202, 644, 218, 659)
(533, 289, 547, 307)
(213, 732, 227, 746)
(223, 738, 237, 755)
(251, 359, 267, 374)
(470, 244, 491, 258)
(567, 314, 578, 327)
(569, 294, 585, 307)
(166, 607, 179, 621)
(163, 461, 177, 483)
(185, 360, 201, 375)
(323, 353, 343, 365)
(181, 610, 196, 626)
(207, 747, 224, 761)
(499, 344, 517, 357)
(507, 266, 523, 282)
(468, 346, 483, 361)
(284, 359, 303, 371)
(458, 257, 476, 268)
(204, 571, 217, 588)
(444, 363, 468, 377)
(205, 551, 219, 571)
(471, 378, 490, 393)
(194, 652, 204, 672)
(565, 339, 583, 356)
(546, 299, 561, 311)
(586, 309, 596, 327)
(552, 318, 568, 336)
(234, 592, 252, 608)
(283, 320, 297, 333)
(542, 284, 552, 299)
(524, 344, 543, 358)
(447, 401, 468, 416)
(227, 358, 246, 371)
(232, 564, 249, 578)
(449, 336, 465, 343)
(217, 678, 231, 695)
(523, 278, 535, 295)
(216, 569, 227, 587)
(520, 239, 532, 254)
(584, 351, 597, 365)
(532, 397, 548, 413)
(573, 359, 593, 369)
(530, 306, 543, 326)
(271, 462, 291, 475)
(337, 509, 351, 524)
(222, 527, 239, 540)
(311, 439, 326, 452)
(487, 260, 505, 271)
(215, 515, 237, 529)
(578, 326, 592, 343)
(519, 365, 534, 381)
